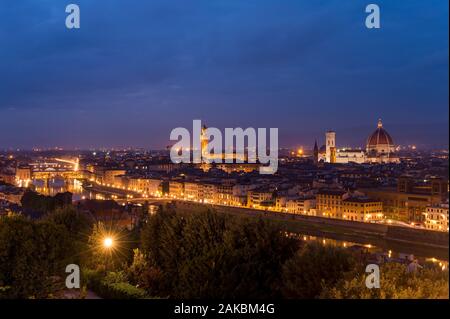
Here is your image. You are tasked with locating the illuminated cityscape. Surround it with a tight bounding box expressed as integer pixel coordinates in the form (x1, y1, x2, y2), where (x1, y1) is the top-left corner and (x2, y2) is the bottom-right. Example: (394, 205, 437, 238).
(0, 0, 448, 305)
(1, 119, 449, 300)
(2, 120, 448, 230)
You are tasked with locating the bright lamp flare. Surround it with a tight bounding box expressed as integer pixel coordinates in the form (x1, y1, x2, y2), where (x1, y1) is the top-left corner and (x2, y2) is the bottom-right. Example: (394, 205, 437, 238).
(103, 237, 114, 248)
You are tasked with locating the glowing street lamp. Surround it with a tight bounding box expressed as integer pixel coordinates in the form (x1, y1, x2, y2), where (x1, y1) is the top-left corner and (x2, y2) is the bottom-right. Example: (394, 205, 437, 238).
(103, 237, 114, 249)
(102, 236, 115, 272)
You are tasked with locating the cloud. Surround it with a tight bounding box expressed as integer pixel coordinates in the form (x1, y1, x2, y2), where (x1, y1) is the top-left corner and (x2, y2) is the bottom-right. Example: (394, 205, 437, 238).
(0, 0, 448, 148)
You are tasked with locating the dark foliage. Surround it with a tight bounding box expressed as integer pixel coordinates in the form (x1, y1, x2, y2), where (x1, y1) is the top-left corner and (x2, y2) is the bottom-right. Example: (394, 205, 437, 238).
(140, 208, 298, 298)
(20, 190, 72, 217)
(281, 242, 357, 298)
(0, 215, 75, 298)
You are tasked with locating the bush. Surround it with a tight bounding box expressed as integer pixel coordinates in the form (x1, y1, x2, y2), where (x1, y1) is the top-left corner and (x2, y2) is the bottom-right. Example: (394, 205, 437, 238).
(321, 262, 449, 299)
(0, 286, 12, 299)
(82, 269, 104, 288)
(83, 269, 148, 299)
(100, 282, 148, 299)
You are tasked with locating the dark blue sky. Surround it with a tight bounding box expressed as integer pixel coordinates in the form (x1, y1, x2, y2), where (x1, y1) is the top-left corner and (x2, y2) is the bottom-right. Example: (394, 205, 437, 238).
(0, 0, 448, 149)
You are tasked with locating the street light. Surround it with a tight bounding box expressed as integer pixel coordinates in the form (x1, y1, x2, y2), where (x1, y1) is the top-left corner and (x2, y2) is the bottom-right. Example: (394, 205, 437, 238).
(102, 236, 115, 272)
(103, 237, 114, 249)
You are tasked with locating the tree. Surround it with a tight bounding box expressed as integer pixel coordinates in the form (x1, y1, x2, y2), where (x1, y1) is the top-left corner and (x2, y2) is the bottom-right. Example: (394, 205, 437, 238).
(0, 215, 75, 298)
(320, 262, 449, 299)
(281, 242, 357, 299)
(139, 208, 298, 298)
(52, 192, 73, 208)
(42, 207, 94, 266)
(125, 248, 164, 295)
(86, 221, 134, 273)
(21, 190, 73, 217)
(43, 207, 93, 240)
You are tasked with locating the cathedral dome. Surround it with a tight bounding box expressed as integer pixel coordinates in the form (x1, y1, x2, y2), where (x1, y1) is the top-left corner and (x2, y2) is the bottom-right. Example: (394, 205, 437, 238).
(366, 119, 395, 154)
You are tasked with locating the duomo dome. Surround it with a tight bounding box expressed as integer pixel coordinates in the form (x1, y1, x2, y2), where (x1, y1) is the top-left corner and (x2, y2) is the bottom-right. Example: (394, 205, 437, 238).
(366, 119, 395, 155)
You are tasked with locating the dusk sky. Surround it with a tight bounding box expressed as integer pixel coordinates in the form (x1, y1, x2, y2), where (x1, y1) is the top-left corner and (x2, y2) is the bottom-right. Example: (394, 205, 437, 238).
(0, 0, 448, 150)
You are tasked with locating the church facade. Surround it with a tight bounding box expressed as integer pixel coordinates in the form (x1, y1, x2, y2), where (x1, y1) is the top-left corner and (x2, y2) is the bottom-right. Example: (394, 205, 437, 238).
(315, 119, 400, 164)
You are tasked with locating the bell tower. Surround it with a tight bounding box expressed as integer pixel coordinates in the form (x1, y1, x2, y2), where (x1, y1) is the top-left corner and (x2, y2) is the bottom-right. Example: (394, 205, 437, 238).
(313, 140, 319, 164)
(325, 131, 336, 163)
(201, 125, 209, 161)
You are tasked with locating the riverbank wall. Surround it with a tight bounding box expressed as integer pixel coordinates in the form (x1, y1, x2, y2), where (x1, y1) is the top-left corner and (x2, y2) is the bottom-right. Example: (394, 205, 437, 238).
(172, 201, 449, 251)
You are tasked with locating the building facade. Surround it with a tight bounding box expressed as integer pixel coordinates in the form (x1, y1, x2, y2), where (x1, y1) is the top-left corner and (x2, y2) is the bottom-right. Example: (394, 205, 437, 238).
(286, 197, 316, 215)
(361, 177, 448, 222)
(317, 119, 400, 164)
(342, 198, 383, 222)
(316, 189, 349, 219)
(423, 204, 449, 232)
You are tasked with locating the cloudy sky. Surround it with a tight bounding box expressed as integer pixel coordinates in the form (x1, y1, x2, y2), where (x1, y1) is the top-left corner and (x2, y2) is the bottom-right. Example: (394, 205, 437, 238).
(0, 0, 448, 149)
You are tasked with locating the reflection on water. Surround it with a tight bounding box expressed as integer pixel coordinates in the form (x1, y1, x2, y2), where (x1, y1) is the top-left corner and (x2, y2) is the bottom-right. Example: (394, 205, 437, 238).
(289, 233, 448, 271)
(33, 178, 89, 201)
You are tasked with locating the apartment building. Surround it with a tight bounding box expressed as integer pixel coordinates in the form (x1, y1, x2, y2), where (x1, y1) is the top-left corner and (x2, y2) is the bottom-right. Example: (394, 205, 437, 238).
(342, 197, 383, 222)
(423, 204, 449, 232)
(316, 189, 349, 219)
(286, 197, 316, 215)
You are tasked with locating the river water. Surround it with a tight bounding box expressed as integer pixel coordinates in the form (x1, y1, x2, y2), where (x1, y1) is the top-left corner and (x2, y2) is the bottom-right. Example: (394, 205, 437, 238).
(33, 178, 103, 201)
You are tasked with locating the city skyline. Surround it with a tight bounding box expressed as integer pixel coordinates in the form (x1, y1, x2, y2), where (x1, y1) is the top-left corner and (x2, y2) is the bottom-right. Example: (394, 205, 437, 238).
(0, 118, 447, 151)
(0, 0, 448, 149)
(1, 0, 448, 304)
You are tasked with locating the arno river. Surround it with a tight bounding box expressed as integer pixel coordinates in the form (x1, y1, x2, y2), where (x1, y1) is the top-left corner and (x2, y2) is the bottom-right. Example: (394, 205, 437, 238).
(32, 178, 449, 269)
(33, 178, 119, 201)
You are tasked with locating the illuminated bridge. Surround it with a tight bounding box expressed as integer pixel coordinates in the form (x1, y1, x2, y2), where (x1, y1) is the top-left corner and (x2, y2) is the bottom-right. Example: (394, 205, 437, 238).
(32, 170, 89, 180)
(30, 157, 91, 180)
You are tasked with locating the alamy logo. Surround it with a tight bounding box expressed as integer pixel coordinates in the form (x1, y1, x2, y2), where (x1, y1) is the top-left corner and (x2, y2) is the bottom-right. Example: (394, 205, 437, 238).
(65, 4, 80, 29)
(64, 4, 379, 31)
(365, 264, 380, 289)
(65, 264, 80, 289)
(169, 120, 279, 174)
(365, 4, 381, 29)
